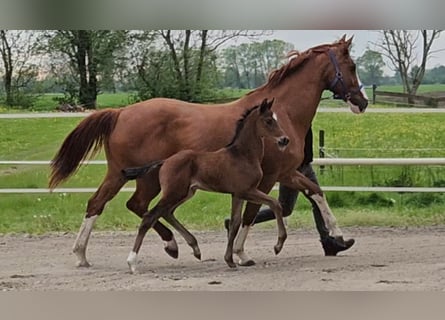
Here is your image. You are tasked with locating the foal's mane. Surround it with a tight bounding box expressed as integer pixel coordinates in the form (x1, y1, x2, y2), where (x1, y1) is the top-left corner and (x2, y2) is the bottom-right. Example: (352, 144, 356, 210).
(225, 104, 261, 148)
(247, 39, 345, 94)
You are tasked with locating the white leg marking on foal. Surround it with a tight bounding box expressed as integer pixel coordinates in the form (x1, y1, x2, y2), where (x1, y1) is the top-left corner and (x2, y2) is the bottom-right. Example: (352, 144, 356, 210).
(310, 194, 343, 237)
(127, 251, 138, 274)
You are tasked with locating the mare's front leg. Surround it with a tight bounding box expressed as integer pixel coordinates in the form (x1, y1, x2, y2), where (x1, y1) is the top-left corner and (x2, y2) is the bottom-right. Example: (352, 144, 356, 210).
(224, 196, 244, 268)
(282, 170, 344, 241)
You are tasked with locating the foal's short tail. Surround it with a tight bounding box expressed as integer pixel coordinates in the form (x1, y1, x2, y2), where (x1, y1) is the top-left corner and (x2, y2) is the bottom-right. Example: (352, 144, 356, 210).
(49, 109, 121, 190)
(122, 160, 164, 180)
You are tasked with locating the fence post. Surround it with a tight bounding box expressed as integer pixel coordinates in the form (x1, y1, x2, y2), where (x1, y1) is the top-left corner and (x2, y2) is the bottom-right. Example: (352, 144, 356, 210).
(319, 129, 325, 174)
(372, 84, 377, 104)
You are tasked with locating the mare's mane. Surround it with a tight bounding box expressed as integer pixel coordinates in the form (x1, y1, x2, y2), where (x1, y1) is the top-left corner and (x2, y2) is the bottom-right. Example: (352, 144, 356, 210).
(247, 40, 345, 94)
(225, 104, 261, 148)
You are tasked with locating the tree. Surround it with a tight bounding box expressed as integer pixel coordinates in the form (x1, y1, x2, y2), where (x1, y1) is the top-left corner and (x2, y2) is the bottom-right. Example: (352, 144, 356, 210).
(356, 49, 385, 85)
(130, 30, 269, 102)
(221, 39, 294, 89)
(423, 65, 445, 84)
(376, 30, 442, 102)
(0, 30, 40, 107)
(41, 30, 128, 109)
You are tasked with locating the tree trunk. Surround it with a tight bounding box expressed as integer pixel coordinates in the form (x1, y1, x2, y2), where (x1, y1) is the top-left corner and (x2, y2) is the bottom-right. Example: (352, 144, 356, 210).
(0, 30, 13, 106)
(195, 30, 208, 98)
(75, 31, 97, 109)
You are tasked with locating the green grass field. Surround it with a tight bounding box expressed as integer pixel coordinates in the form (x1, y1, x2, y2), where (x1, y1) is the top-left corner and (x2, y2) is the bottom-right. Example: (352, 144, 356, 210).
(1, 89, 445, 234)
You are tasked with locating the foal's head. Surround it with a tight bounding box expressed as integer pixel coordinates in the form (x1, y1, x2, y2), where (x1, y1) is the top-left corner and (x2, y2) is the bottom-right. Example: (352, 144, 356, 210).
(254, 98, 289, 150)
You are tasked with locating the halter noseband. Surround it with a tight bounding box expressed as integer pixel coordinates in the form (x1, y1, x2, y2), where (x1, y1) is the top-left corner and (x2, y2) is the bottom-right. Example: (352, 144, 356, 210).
(327, 49, 363, 101)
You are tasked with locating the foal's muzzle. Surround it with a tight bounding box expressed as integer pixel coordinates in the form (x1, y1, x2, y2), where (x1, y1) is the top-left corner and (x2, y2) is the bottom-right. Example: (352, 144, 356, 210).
(277, 136, 290, 150)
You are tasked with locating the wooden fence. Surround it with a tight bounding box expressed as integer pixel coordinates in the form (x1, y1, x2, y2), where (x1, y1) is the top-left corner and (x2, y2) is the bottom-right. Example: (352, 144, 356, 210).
(372, 85, 445, 107)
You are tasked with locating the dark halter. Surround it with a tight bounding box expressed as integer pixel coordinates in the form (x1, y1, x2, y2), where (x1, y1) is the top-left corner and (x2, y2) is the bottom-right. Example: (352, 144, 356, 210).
(327, 49, 363, 101)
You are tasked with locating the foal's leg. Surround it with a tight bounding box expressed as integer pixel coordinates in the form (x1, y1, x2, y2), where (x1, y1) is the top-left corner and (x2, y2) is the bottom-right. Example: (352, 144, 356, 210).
(126, 174, 179, 258)
(233, 179, 276, 266)
(162, 214, 201, 260)
(224, 196, 244, 268)
(127, 203, 168, 274)
(240, 190, 286, 255)
(73, 170, 126, 267)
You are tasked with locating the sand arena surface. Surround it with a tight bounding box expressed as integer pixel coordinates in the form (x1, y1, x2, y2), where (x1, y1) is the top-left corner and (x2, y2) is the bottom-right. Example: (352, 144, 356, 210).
(0, 226, 444, 291)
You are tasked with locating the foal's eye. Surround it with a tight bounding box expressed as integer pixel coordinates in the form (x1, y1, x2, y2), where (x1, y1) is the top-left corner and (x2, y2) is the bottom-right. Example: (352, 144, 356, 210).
(265, 119, 274, 125)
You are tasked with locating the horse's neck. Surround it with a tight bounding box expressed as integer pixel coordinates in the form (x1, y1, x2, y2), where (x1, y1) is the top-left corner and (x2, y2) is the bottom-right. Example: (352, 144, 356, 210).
(243, 55, 328, 128)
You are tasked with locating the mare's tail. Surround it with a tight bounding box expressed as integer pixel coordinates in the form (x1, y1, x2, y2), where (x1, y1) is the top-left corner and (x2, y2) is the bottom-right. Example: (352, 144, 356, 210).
(49, 109, 121, 189)
(122, 160, 164, 180)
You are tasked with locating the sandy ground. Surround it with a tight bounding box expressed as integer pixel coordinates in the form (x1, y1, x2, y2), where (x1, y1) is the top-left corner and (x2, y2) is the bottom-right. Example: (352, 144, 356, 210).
(0, 226, 444, 291)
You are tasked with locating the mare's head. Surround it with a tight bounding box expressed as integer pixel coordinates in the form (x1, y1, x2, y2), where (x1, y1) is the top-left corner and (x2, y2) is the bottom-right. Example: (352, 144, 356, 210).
(255, 98, 289, 150)
(321, 35, 369, 113)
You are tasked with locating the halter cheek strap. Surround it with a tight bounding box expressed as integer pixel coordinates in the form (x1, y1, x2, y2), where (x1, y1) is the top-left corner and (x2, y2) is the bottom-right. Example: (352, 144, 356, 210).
(327, 49, 363, 101)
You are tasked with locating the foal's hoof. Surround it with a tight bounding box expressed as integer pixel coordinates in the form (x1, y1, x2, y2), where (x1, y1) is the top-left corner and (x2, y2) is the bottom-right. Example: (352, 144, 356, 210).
(225, 260, 237, 269)
(238, 259, 256, 267)
(274, 244, 283, 255)
(128, 264, 138, 275)
(164, 247, 179, 259)
(76, 260, 91, 268)
(194, 251, 202, 260)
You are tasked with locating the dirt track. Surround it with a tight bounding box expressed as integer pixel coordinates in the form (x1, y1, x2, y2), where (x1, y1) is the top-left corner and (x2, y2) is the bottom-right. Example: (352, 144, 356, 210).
(0, 226, 444, 291)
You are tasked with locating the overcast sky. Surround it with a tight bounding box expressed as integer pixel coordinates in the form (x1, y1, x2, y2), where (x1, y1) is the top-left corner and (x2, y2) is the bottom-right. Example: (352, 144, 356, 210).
(234, 30, 445, 75)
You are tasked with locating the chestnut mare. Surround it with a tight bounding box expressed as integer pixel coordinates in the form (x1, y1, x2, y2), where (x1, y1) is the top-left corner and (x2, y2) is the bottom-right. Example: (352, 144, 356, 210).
(123, 99, 290, 273)
(49, 35, 368, 268)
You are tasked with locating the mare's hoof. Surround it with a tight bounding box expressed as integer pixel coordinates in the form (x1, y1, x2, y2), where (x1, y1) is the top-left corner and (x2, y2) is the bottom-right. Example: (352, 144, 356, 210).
(164, 247, 179, 259)
(321, 237, 355, 256)
(238, 259, 256, 267)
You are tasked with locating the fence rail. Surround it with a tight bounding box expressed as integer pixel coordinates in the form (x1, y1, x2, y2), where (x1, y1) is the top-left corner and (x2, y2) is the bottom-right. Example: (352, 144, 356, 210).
(2, 158, 444, 194)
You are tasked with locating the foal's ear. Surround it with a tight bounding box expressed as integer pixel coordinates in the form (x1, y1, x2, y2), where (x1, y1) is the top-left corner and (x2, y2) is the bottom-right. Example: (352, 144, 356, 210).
(260, 98, 274, 114)
(345, 36, 353, 48)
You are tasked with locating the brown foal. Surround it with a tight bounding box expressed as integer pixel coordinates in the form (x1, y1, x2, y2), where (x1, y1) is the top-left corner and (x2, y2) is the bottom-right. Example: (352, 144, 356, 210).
(123, 99, 289, 273)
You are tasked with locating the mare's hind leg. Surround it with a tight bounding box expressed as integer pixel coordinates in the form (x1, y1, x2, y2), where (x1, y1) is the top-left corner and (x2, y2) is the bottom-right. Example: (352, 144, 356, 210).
(126, 173, 179, 258)
(73, 170, 126, 267)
